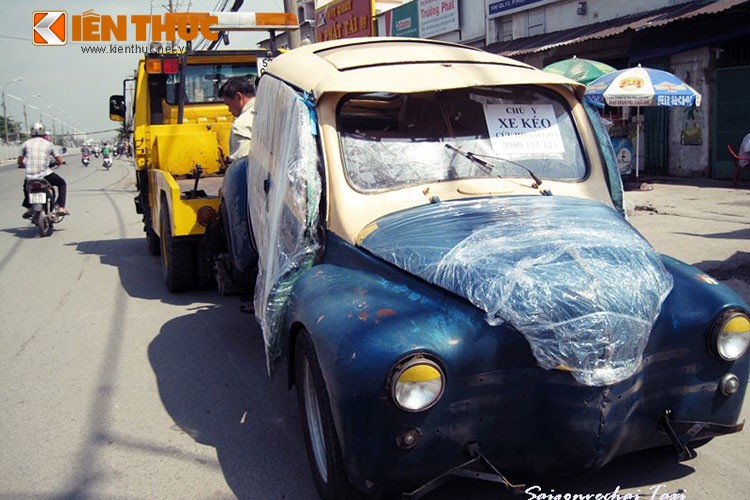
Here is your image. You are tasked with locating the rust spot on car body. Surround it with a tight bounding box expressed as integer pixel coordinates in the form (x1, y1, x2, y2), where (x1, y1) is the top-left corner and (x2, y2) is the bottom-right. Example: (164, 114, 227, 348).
(377, 308, 397, 317)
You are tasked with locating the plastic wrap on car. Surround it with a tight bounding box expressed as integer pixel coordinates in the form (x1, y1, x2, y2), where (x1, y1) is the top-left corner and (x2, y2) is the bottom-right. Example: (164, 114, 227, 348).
(584, 102, 625, 217)
(247, 77, 321, 372)
(360, 196, 673, 386)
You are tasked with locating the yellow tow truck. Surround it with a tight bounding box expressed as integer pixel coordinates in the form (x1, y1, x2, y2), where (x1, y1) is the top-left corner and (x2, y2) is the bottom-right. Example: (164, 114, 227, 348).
(109, 13, 296, 292)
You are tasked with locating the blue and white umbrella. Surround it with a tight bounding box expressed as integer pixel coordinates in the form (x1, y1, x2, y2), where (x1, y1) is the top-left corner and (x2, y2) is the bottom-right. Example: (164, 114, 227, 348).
(584, 65, 701, 177)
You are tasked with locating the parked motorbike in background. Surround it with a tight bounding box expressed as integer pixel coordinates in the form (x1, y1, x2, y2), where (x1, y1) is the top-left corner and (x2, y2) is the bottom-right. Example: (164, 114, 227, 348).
(26, 165, 67, 237)
(82, 154, 90, 167)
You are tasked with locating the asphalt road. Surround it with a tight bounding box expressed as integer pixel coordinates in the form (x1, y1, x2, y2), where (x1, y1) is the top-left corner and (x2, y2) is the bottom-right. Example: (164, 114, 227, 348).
(0, 155, 748, 500)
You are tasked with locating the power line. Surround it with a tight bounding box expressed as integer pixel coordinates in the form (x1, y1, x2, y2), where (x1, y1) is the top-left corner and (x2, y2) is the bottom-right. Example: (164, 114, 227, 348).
(0, 34, 32, 42)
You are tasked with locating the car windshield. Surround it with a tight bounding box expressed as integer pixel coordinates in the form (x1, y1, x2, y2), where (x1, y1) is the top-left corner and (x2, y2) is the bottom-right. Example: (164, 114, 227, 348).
(338, 86, 587, 191)
(165, 63, 256, 104)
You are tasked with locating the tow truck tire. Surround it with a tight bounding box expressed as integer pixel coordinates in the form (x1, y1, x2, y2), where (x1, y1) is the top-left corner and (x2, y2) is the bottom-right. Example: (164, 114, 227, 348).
(146, 226, 160, 256)
(159, 203, 196, 292)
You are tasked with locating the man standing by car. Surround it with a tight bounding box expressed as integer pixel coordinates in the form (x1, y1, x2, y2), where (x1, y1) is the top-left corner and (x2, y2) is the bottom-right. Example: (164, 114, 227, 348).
(740, 131, 750, 168)
(18, 122, 68, 218)
(215, 76, 258, 313)
(218, 76, 256, 163)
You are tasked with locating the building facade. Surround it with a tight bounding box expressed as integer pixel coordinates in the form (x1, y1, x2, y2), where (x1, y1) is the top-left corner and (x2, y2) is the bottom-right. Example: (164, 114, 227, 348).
(265, 0, 750, 179)
(484, 0, 750, 180)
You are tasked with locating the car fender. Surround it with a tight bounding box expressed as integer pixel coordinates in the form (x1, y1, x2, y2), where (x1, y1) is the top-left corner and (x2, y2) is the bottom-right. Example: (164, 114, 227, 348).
(284, 259, 534, 467)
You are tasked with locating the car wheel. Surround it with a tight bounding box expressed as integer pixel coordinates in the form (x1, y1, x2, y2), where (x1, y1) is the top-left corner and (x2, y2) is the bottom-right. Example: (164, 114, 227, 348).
(295, 331, 362, 500)
(159, 202, 196, 292)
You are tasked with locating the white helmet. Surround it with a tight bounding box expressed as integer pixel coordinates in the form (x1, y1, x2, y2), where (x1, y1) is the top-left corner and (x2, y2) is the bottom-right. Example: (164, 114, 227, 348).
(30, 122, 46, 137)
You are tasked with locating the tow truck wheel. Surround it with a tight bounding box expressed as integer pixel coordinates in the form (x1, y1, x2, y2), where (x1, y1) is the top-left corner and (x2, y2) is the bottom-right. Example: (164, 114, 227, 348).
(146, 226, 160, 256)
(159, 203, 196, 292)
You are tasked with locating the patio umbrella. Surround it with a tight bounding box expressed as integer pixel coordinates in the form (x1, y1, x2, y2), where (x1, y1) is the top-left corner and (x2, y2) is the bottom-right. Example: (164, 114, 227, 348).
(542, 56, 616, 85)
(584, 65, 702, 178)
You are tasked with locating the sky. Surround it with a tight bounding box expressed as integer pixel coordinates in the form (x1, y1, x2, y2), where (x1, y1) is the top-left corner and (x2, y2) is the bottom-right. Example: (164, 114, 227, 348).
(1, 0, 284, 142)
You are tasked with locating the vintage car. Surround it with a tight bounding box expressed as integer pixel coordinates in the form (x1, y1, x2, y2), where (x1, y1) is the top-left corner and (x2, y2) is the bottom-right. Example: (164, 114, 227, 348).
(240, 37, 750, 498)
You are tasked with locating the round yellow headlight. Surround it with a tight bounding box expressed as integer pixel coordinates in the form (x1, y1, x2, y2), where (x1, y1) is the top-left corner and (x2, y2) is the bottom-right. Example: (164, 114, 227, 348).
(712, 311, 750, 361)
(391, 358, 445, 412)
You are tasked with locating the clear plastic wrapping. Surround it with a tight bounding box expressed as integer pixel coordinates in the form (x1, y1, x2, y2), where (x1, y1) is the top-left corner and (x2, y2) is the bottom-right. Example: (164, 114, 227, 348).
(360, 196, 673, 386)
(247, 77, 322, 372)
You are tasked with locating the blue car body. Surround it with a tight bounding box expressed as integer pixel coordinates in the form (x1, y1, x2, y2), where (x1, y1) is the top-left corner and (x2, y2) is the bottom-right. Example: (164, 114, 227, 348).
(243, 38, 750, 498)
(281, 200, 749, 493)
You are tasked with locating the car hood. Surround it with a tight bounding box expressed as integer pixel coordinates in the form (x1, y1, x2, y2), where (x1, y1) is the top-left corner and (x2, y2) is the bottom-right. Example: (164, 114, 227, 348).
(358, 195, 673, 386)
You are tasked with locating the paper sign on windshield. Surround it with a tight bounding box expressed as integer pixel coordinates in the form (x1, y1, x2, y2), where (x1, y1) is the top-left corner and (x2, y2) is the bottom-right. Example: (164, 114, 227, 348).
(483, 104, 564, 154)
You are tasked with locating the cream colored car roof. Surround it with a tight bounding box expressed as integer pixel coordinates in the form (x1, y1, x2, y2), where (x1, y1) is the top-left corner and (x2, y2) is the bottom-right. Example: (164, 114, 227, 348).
(263, 37, 608, 245)
(265, 37, 585, 98)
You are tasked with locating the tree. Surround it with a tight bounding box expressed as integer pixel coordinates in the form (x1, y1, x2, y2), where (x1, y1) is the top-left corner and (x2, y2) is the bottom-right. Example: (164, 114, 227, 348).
(1, 116, 21, 143)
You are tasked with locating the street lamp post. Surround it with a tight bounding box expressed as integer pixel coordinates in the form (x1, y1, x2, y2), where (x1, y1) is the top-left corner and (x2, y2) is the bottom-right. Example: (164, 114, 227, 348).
(28, 104, 40, 124)
(6, 93, 39, 141)
(2, 77, 23, 144)
(26, 93, 40, 135)
(6, 94, 24, 142)
(46, 105, 56, 143)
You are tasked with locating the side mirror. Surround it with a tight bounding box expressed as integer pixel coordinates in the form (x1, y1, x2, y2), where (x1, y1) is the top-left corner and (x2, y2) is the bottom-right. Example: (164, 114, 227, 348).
(109, 95, 125, 122)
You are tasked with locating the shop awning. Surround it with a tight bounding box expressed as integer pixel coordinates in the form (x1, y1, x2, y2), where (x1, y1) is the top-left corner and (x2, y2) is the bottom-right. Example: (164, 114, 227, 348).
(486, 0, 750, 59)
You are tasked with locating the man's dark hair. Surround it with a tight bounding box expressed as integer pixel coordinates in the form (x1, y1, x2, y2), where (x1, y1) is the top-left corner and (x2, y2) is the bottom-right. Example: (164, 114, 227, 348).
(219, 76, 256, 99)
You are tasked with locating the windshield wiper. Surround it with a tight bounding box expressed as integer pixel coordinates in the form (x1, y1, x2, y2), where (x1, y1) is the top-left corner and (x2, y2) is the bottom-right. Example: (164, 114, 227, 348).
(445, 143, 496, 173)
(444, 144, 551, 195)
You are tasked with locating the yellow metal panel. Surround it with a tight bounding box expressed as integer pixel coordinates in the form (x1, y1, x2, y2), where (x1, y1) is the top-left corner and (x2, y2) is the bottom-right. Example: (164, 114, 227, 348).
(173, 198, 221, 236)
(149, 170, 180, 238)
(160, 100, 234, 124)
(150, 170, 220, 237)
(152, 131, 220, 176)
(186, 54, 258, 64)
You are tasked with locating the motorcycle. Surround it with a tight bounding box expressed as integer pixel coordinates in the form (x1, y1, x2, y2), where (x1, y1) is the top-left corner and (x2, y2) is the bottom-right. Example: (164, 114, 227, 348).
(82, 154, 90, 167)
(26, 174, 67, 237)
(103, 156, 112, 169)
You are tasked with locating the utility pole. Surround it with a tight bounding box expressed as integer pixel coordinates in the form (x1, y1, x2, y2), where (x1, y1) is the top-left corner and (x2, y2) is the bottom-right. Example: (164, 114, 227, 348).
(22, 103, 28, 140)
(2, 77, 23, 144)
(283, 0, 302, 49)
(2, 94, 7, 144)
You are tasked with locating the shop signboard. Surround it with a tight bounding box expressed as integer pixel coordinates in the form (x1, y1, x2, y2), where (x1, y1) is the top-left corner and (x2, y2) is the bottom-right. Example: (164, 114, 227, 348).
(487, 0, 555, 20)
(418, 0, 458, 38)
(316, 0, 373, 42)
(378, 1, 419, 38)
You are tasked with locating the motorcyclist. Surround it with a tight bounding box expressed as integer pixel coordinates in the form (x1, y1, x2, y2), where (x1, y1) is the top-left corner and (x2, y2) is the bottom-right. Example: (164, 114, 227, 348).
(102, 142, 112, 166)
(81, 144, 91, 157)
(18, 122, 68, 217)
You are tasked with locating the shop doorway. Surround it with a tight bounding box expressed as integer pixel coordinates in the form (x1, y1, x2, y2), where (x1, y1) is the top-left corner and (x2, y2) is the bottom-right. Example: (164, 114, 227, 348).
(712, 65, 750, 180)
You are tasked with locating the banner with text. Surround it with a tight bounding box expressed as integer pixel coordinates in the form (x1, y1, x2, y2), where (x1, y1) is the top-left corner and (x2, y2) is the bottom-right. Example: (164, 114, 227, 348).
(418, 0, 458, 38)
(315, 0, 373, 42)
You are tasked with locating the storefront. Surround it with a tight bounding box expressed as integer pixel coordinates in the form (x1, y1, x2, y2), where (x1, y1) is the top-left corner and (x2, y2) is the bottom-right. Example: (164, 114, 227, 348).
(486, 0, 750, 179)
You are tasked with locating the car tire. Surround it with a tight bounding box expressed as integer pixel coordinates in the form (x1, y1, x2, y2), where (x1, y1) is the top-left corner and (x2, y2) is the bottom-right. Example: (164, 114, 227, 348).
(159, 202, 196, 292)
(295, 331, 362, 500)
